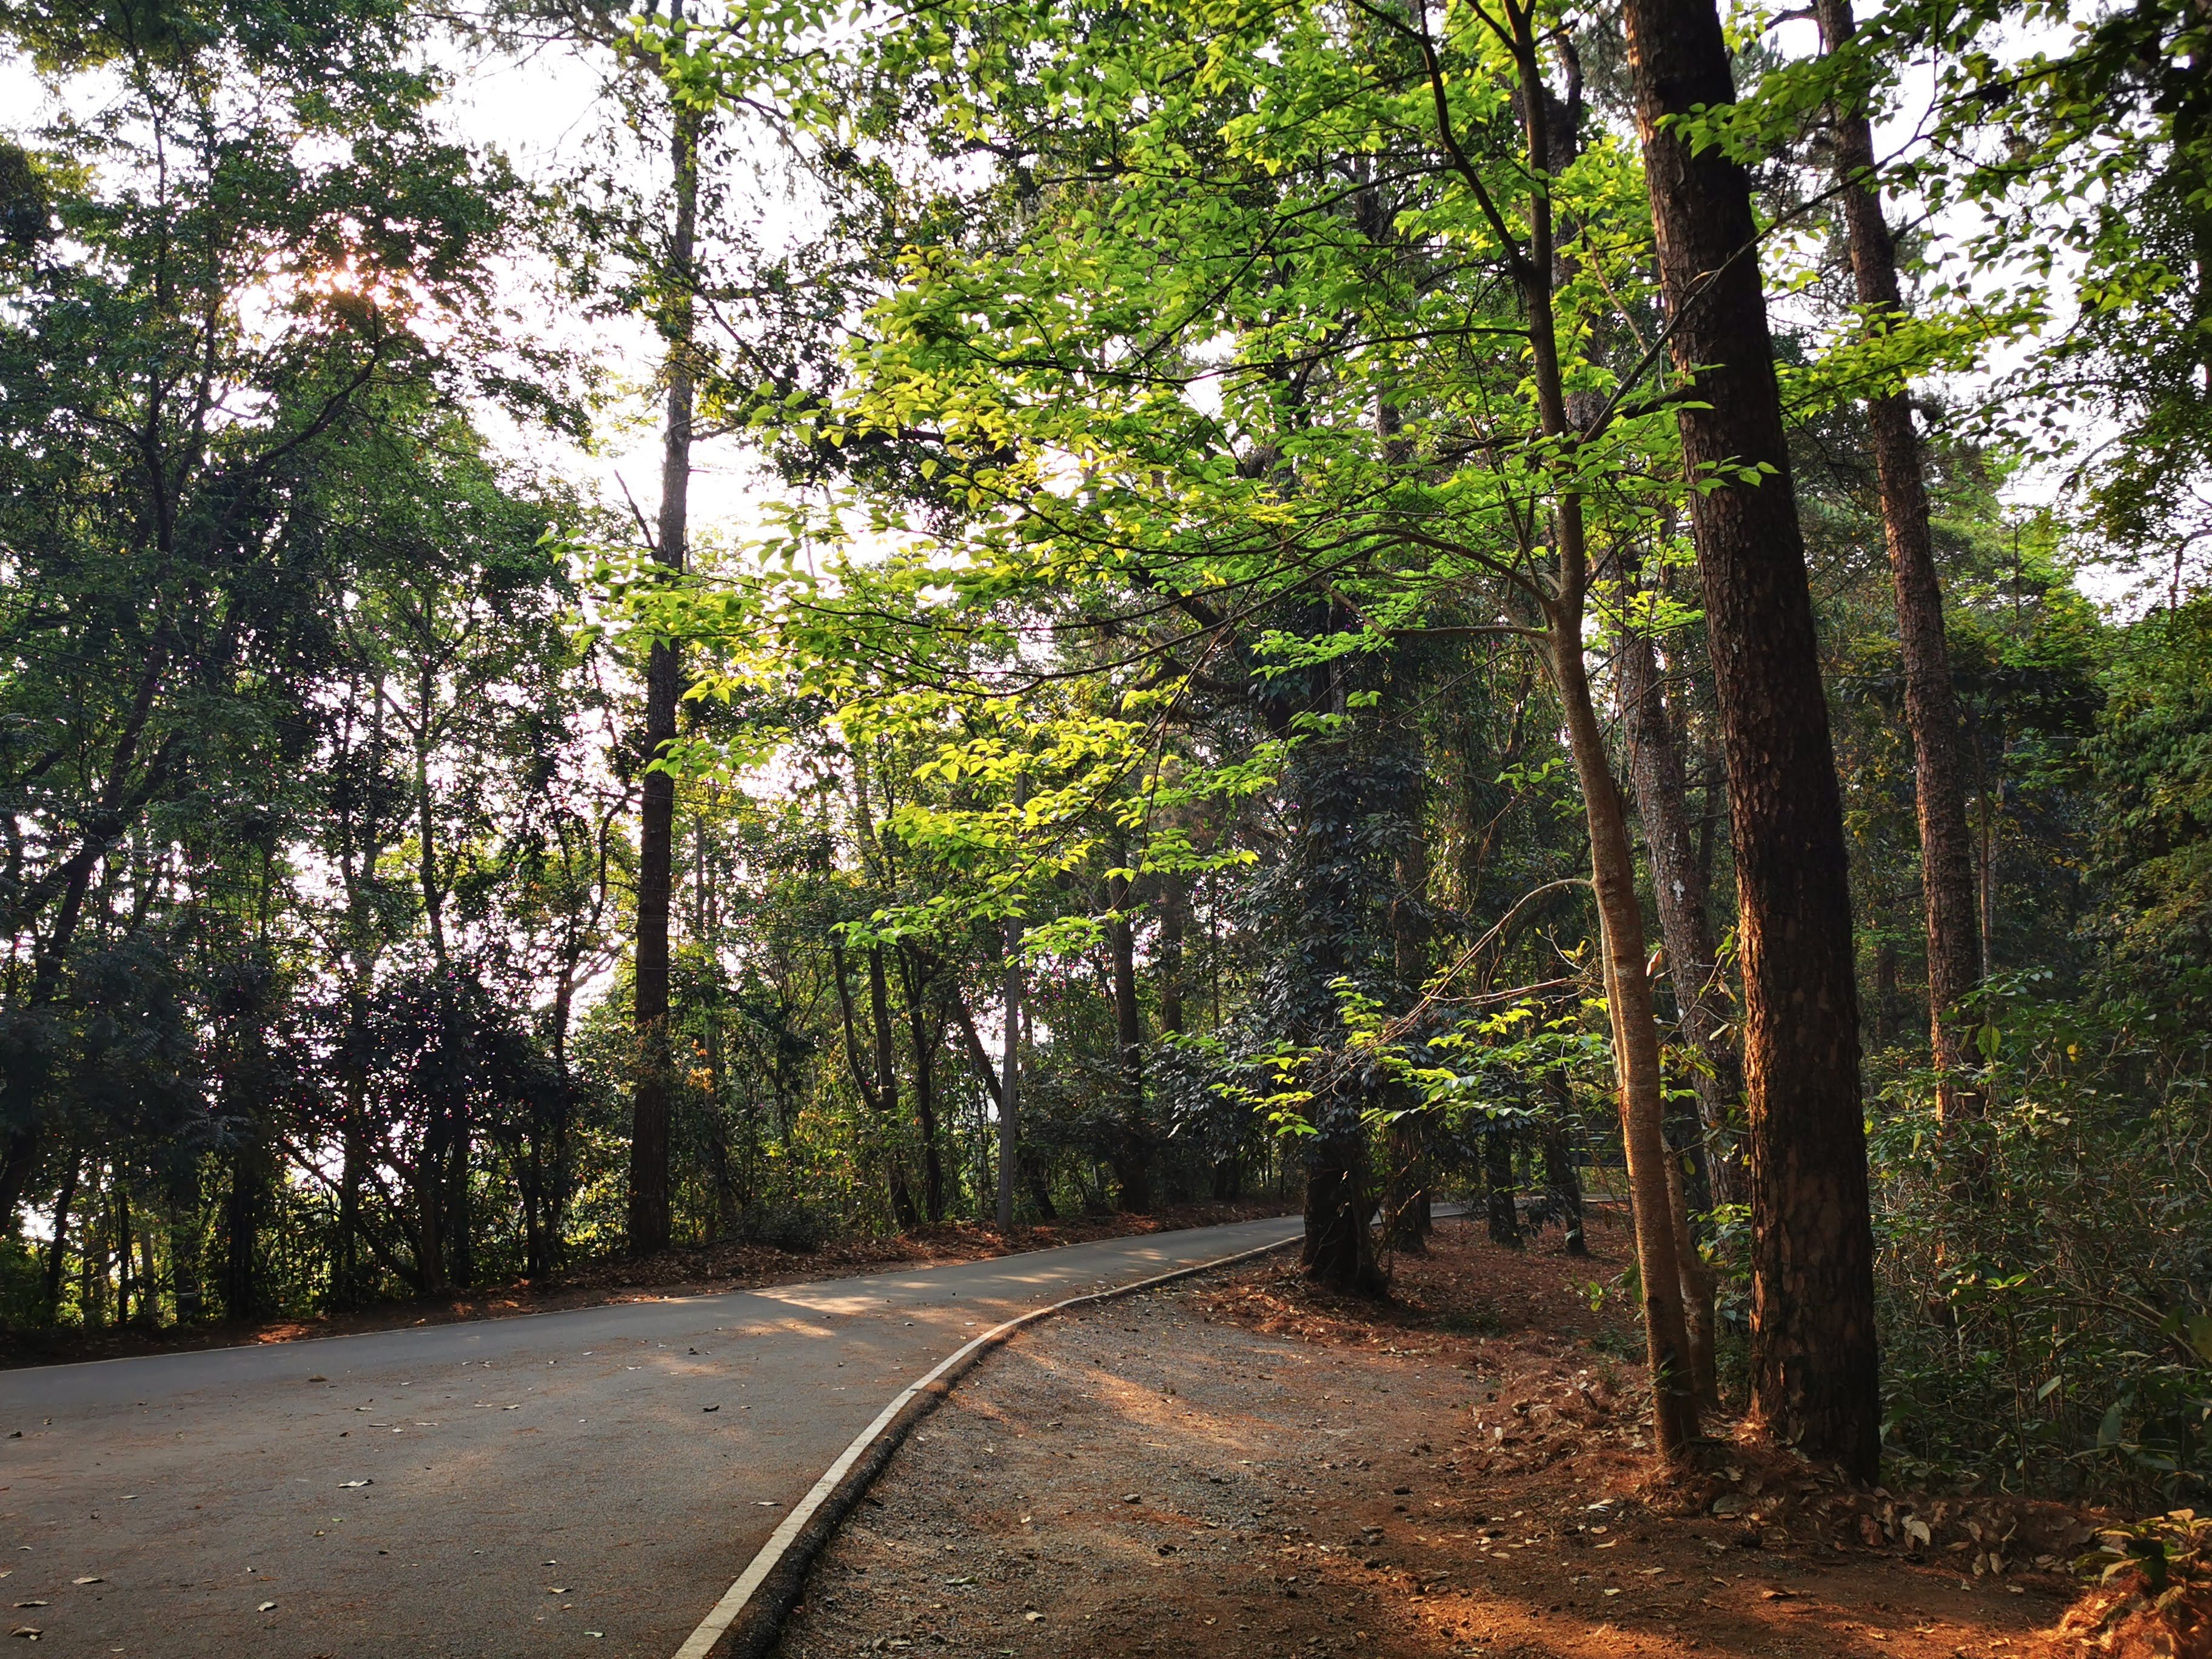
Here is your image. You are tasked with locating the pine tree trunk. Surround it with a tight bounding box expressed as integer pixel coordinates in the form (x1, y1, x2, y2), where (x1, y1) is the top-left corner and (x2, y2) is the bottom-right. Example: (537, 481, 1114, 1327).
(629, 41, 702, 1259)
(1815, 0, 1982, 1126)
(1621, 0, 1881, 1478)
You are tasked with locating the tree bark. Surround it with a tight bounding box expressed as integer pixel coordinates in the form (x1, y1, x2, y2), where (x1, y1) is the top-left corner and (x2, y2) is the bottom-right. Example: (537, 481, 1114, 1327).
(629, 30, 702, 1258)
(1552, 635, 1699, 1453)
(1621, 0, 1882, 1478)
(1815, 0, 1982, 1125)
(220, 1140, 267, 1319)
(1484, 1130, 1521, 1247)
(1618, 610, 1746, 1204)
(1491, 7, 1698, 1455)
(1301, 1129, 1385, 1294)
(1410, 5, 1697, 1456)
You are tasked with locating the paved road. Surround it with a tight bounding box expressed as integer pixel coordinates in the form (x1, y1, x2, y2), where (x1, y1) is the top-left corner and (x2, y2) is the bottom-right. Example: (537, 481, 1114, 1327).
(0, 1213, 1302, 1659)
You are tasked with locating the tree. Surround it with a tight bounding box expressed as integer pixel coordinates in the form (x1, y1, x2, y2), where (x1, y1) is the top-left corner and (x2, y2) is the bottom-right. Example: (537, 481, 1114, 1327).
(1814, 0, 1982, 1130)
(0, 0, 535, 1233)
(1621, 0, 1882, 1476)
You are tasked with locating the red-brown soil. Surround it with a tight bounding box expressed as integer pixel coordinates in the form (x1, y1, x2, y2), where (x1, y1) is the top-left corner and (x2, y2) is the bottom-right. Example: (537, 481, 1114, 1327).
(772, 1211, 2117, 1659)
(0, 1198, 1293, 1369)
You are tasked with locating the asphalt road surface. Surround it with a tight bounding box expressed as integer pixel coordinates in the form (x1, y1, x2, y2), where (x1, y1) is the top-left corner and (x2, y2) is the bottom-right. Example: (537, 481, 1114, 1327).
(0, 1212, 1302, 1659)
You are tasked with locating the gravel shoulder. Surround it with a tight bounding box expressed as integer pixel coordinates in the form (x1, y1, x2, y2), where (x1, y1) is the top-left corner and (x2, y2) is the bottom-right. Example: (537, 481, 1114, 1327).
(773, 1213, 2079, 1659)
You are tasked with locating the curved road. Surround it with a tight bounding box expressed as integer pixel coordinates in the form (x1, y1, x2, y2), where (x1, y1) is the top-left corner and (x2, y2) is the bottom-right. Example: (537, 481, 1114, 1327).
(0, 1212, 1302, 1658)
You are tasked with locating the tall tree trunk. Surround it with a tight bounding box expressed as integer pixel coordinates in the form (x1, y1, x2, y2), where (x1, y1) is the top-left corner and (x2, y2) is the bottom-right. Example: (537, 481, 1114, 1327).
(1157, 873, 1187, 1038)
(417, 1110, 448, 1297)
(337, 991, 372, 1309)
(1616, 606, 1726, 1403)
(113, 1181, 133, 1327)
(1529, 7, 1712, 1422)
(1815, 0, 1982, 1127)
(629, 32, 702, 1259)
(1618, 606, 1746, 1204)
(1621, 0, 1882, 1478)
(1410, 6, 1698, 1457)
(997, 909, 1021, 1230)
(1105, 866, 1151, 1213)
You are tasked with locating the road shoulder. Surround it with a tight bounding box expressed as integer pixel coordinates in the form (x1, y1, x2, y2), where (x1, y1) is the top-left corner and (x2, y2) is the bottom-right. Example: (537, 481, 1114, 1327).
(770, 1215, 2082, 1659)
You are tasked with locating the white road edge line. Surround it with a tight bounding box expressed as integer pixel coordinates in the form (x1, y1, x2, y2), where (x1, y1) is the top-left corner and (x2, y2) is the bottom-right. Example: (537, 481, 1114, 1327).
(669, 1226, 1303, 1659)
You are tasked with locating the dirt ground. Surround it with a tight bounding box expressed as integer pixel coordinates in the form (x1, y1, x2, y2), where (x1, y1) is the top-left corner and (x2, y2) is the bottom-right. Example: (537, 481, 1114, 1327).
(772, 1210, 2099, 1659)
(0, 1198, 1293, 1369)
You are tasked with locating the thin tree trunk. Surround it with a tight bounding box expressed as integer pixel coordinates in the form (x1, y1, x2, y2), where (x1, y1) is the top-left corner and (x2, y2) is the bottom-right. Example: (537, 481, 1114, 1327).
(1386, 804, 1433, 1253)
(1615, 619, 1726, 1402)
(1816, 0, 1982, 1126)
(337, 991, 370, 1309)
(1105, 865, 1151, 1213)
(446, 1104, 473, 1290)
(114, 1181, 133, 1327)
(997, 909, 1021, 1230)
(1157, 872, 1187, 1038)
(629, 25, 702, 1258)
(1541, 1074, 1587, 1256)
(1618, 606, 1745, 1204)
(1621, 0, 1881, 1477)
(1552, 645, 1698, 1460)
(1489, 24, 1699, 1452)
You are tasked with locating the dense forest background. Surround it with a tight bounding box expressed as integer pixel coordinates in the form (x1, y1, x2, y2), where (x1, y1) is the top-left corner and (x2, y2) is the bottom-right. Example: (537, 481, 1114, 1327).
(2, 0, 2208, 1509)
